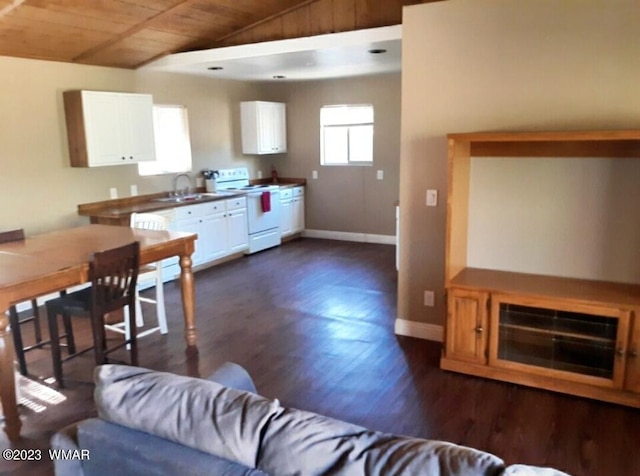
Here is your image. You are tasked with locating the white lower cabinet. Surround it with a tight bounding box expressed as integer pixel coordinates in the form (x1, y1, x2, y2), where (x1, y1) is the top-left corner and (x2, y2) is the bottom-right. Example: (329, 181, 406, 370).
(173, 198, 248, 268)
(279, 189, 293, 237)
(280, 186, 305, 237)
(292, 187, 305, 234)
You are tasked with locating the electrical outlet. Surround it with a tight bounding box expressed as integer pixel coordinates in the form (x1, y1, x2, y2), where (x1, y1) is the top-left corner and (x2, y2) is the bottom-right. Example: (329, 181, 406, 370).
(376, 170, 384, 180)
(424, 290, 435, 307)
(258, 170, 263, 179)
(312, 170, 318, 179)
(130, 184, 138, 196)
(426, 189, 438, 207)
(109, 187, 118, 199)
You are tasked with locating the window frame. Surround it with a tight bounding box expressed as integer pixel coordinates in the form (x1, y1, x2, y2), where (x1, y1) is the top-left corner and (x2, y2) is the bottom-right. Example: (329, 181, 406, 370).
(320, 104, 374, 166)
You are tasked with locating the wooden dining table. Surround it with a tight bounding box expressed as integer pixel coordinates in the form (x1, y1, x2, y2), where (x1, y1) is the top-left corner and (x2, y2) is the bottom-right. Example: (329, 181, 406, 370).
(0, 224, 197, 441)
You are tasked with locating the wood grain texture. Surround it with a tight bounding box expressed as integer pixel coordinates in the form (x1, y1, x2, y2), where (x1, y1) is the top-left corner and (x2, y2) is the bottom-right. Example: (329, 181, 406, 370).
(2, 239, 639, 476)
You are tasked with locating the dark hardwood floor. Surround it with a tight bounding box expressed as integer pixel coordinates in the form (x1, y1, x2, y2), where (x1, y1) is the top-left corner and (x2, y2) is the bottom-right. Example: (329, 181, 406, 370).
(2, 238, 639, 475)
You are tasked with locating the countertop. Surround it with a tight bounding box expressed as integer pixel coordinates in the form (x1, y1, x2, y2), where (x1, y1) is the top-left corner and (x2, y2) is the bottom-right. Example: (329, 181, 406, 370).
(78, 179, 306, 225)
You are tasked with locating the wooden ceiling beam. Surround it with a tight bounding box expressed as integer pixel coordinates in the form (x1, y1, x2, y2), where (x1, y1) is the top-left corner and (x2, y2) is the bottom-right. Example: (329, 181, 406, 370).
(72, 0, 196, 62)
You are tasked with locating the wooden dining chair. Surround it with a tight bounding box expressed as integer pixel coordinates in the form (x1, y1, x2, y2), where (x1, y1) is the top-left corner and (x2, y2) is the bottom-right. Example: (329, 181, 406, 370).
(105, 213, 169, 347)
(0, 228, 71, 376)
(45, 241, 140, 388)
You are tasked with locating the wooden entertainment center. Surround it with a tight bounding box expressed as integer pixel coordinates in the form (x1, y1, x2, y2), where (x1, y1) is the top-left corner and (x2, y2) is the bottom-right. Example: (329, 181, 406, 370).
(440, 130, 640, 407)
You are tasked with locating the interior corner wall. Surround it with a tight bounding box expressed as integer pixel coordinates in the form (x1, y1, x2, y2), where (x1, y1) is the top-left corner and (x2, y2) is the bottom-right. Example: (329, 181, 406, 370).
(261, 73, 401, 236)
(398, 0, 640, 326)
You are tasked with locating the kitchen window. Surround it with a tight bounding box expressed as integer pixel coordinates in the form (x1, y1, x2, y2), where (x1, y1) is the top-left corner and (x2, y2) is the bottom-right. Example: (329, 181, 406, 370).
(138, 105, 193, 176)
(320, 104, 373, 165)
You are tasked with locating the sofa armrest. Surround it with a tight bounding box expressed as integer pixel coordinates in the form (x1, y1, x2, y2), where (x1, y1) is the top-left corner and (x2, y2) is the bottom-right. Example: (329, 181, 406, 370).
(206, 362, 257, 394)
(50, 424, 84, 476)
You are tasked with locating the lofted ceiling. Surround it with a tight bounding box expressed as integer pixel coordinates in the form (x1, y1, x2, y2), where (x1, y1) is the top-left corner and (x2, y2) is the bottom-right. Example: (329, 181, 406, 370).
(0, 0, 433, 73)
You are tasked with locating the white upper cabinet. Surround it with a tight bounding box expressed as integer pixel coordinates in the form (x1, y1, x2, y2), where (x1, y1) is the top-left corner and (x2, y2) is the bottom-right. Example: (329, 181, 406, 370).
(64, 90, 156, 167)
(240, 101, 287, 155)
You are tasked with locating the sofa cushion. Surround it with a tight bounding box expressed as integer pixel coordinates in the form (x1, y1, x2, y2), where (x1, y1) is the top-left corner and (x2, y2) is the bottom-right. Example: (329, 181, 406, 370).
(76, 418, 266, 476)
(94, 365, 280, 469)
(257, 406, 505, 476)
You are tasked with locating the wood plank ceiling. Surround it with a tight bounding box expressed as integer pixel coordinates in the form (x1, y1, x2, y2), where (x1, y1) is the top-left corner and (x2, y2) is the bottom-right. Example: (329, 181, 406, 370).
(0, 0, 431, 69)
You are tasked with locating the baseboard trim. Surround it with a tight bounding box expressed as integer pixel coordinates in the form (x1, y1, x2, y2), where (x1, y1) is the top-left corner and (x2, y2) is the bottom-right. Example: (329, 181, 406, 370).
(303, 229, 395, 245)
(394, 318, 443, 342)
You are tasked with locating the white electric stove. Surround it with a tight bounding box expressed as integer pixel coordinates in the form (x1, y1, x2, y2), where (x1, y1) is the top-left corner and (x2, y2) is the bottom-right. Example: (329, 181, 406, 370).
(214, 168, 281, 254)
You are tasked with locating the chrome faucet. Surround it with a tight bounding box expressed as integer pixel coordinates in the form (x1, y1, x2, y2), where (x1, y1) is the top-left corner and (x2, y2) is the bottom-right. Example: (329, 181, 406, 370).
(173, 173, 191, 196)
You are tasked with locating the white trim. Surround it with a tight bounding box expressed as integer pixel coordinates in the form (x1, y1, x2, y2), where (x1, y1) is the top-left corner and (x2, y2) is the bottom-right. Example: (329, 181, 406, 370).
(303, 229, 395, 245)
(394, 318, 443, 342)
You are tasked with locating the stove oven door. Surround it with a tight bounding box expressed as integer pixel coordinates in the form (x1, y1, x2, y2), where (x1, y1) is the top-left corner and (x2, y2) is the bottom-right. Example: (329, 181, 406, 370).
(246, 189, 280, 234)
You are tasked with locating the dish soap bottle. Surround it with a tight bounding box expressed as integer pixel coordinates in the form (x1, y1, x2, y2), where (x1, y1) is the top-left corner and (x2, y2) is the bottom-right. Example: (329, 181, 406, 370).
(271, 166, 279, 184)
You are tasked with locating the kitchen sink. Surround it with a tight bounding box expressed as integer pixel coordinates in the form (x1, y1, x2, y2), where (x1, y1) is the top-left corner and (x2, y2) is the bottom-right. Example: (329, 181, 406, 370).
(152, 193, 205, 203)
(152, 192, 235, 203)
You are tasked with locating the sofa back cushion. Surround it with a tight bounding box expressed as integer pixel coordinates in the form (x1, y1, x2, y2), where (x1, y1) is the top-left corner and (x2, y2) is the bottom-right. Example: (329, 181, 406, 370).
(94, 365, 280, 469)
(257, 406, 505, 476)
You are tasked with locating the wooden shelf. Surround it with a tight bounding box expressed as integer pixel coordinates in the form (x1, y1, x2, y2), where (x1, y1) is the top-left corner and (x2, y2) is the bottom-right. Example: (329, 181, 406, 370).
(443, 129, 640, 406)
(449, 268, 640, 309)
(447, 130, 640, 157)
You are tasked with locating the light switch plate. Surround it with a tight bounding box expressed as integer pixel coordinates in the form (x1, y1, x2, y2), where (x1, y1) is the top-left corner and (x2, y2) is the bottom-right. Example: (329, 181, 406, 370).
(426, 189, 438, 207)
(130, 184, 138, 196)
(376, 170, 384, 180)
(312, 170, 318, 179)
(424, 290, 435, 307)
(258, 170, 263, 179)
(109, 187, 118, 199)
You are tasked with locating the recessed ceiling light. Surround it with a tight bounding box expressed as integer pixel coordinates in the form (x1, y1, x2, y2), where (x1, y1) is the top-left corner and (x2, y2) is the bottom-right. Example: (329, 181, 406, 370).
(368, 48, 387, 54)
(273, 75, 286, 79)
(208, 66, 223, 70)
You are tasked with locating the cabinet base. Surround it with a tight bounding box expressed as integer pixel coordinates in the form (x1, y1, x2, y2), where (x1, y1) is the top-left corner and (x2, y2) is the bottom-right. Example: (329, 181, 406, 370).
(440, 357, 640, 408)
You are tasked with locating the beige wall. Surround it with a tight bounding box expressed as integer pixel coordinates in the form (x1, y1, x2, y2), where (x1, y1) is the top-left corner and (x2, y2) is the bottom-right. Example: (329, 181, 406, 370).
(398, 0, 640, 326)
(0, 56, 265, 235)
(262, 74, 401, 236)
(468, 158, 640, 284)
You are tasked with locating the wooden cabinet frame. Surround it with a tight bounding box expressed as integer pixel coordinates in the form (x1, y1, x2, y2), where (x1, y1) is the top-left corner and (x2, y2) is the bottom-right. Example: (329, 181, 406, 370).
(441, 130, 640, 407)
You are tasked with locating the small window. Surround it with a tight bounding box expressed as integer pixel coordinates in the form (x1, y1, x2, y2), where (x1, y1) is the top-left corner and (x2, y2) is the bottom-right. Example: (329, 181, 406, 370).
(320, 104, 373, 166)
(138, 105, 193, 176)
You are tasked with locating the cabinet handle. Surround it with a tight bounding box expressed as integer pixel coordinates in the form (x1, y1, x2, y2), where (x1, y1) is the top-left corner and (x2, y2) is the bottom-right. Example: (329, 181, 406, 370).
(629, 348, 638, 358)
(121, 156, 126, 160)
(129, 156, 133, 160)
(475, 326, 484, 334)
(616, 346, 626, 357)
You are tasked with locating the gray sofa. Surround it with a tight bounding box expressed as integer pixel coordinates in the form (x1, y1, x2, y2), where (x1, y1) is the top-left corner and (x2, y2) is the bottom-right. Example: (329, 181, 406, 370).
(51, 363, 569, 476)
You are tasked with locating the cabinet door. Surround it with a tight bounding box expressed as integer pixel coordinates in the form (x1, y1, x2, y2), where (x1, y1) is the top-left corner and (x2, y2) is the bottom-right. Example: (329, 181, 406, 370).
(280, 199, 292, 236)
(202, 212, 226, 262)
(268, 102, 287, 153)
(226, 208, 248, 253)
(82, 91, 124, 166)
(489, 294, 631, 389)
(292, 197, 305, 233)
(177, 216, 203, 265)
(120, 93, 155, 163)
(241, 101, 286, 154)
(624, 310, 640, 393)
(445, 289, 489, 364)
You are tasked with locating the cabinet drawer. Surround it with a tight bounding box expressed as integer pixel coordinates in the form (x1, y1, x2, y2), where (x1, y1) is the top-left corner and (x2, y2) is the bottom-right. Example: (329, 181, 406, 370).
(200, 201, 226, 215)
(226, 197, 247, 211)
(280, 189, 292, 200)
(175, 204, 200, 220)
(293, 186, 304, 197)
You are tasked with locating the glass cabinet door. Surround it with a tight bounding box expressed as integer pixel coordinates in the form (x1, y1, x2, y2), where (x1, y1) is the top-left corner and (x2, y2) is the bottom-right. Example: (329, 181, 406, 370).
(489, 295, 630, 389)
